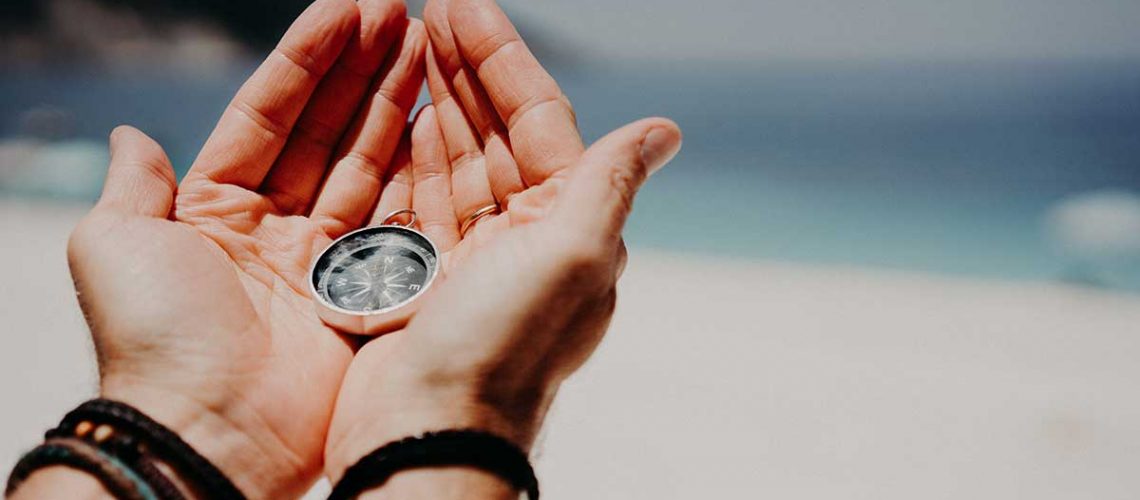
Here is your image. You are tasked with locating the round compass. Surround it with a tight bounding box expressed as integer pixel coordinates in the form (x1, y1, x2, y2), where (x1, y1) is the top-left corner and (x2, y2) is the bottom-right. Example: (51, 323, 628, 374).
(310, 210, 440, 335)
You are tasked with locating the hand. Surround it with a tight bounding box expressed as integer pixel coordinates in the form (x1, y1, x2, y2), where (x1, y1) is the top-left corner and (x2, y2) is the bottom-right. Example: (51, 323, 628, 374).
(65, 0, 425, 496)
(323, 0, 683, 488)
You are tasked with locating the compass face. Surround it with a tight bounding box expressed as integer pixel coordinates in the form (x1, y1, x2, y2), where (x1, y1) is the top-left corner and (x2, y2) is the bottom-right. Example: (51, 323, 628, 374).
(311, 226, 439, 314)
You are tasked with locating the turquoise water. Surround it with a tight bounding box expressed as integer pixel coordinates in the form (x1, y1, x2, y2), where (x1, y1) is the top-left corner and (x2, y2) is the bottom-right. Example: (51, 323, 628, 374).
(561, 61, 1140, 286)
(3, 59, 1139, 287)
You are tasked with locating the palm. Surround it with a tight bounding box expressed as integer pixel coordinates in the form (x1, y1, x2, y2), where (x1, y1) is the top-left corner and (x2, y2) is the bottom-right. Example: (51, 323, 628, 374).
(324, 0, 591, 468)
(435, 177, 562, 269)
(176, 181, 335, 298)
(80, 193, 350, 453)
(73, 0, 427, 490)
(159, 180, 355, 454)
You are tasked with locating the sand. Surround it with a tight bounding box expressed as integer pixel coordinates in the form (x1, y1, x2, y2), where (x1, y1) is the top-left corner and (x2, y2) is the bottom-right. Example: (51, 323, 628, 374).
(2, 198, 1138, 499)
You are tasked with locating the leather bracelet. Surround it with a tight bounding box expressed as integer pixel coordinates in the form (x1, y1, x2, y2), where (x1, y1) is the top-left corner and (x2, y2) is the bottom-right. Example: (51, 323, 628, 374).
(5, 437, 157, 500)
(328, 429, 539, 500)
(47, 420, 185, 500)
(58, 399, 245, 500)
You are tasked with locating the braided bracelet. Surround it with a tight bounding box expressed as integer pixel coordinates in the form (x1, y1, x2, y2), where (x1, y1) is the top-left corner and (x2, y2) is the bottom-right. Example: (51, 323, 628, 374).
(5, 437, 158, 500)
(58, 399, 245, 500)
(328, 429, 539, 500)
(47, 418, 185, 500)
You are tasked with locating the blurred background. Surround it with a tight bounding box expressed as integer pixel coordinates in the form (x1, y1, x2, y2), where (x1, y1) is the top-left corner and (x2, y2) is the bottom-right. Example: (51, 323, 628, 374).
(3, 1, 1140, 498)
(4, 0, 1139, 287)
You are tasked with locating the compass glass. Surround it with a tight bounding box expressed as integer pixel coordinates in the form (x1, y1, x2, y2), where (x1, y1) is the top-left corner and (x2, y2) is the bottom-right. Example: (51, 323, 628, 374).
(311, 226, 439, 313)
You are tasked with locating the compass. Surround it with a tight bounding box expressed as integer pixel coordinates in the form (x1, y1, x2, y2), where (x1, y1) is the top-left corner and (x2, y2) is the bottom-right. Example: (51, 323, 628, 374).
(310, 209, 440, 335)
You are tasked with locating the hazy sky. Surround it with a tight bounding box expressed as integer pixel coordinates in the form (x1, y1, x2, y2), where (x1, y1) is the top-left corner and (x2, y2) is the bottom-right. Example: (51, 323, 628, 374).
(463, 0, 1140, 62)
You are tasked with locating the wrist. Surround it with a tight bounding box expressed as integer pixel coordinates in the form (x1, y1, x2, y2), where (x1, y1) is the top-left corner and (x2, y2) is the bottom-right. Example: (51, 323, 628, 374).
(100, 377, 311, 498)
(325, 374, 554, 482)
(355, 468, 520, 500)
(8, 466, 115, 500)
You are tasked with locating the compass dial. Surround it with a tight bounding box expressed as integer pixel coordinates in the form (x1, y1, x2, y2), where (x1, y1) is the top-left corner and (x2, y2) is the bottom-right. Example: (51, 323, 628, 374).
(311, 226, 439, 314)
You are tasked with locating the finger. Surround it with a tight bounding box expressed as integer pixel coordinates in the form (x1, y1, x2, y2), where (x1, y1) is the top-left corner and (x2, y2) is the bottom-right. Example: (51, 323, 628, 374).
(310, 19, 428, 237)
(445, 0, 584, 185)
(409, 105, 463, 251)
(423, 0, 525, 204)
(553, 118, 682, 241)
(185, 0, 358, 190)
(261, 0, 409, 214)
(370, 128, 414, 227)
(423, 44, 498, 230)
(98, 126, 176, 218)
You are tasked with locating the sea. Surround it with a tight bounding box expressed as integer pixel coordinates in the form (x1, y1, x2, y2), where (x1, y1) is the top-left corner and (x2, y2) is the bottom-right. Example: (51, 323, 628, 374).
(3, 58, 1139, 289)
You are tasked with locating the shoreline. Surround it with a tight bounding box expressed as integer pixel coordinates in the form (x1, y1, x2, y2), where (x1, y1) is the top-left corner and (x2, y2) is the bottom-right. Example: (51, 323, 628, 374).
(2, 198, 1138, 498)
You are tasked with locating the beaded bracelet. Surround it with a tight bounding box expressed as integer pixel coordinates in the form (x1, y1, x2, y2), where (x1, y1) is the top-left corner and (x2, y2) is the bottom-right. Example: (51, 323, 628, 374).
(6, 399, 241, 500)
(47, 418, 185, 500)
(58, 399, 245, 500)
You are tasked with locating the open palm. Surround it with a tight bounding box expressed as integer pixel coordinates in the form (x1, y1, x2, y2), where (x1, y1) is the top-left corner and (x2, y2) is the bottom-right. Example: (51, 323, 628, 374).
(324, 0, 683, 476)
(66, 0, 426, 495)
(379, 0, 588, 269)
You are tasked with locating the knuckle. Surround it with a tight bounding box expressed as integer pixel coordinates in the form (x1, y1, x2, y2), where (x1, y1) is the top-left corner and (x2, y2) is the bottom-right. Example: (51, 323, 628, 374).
(124, 157, 176, 189)
(559, 94, 578, 126)
(423, 0, 446, 25)
(313, 214, 353, 239)
(607, 164, 643, 214)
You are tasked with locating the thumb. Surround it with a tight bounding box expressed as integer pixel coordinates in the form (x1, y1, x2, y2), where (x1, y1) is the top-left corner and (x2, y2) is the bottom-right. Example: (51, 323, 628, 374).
(98, 125, 176, 217)
(553, 117, 682, 240)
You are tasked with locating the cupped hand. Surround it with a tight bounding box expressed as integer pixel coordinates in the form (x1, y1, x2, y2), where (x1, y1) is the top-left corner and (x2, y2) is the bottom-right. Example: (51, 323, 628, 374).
(324, 0, 683, 481)
(65, 0, 426, 495)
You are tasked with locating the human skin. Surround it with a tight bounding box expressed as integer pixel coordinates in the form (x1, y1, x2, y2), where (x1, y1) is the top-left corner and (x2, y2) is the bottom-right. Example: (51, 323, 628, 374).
(15, 0, 426, 496)
(9, 0, 681, 498)
(323, 0, 682, 498)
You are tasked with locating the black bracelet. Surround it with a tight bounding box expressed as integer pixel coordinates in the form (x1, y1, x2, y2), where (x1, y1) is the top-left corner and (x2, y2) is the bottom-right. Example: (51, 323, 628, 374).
(328, 429, 539, 500)
(6, 437, 156, 500)
(57, 399, 245, 500)
(46, 420, 185, 500)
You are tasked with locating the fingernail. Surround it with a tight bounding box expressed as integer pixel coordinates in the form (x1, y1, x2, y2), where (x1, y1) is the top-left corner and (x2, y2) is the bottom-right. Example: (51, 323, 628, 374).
(640, 127, 681, 173)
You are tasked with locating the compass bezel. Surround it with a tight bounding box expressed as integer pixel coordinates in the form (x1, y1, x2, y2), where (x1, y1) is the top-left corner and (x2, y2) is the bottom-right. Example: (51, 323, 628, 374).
(309, 224, 441, 335)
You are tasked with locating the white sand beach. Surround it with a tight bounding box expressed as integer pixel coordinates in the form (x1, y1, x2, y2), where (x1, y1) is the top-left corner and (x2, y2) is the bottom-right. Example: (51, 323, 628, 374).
(2, 198, 1138, 499)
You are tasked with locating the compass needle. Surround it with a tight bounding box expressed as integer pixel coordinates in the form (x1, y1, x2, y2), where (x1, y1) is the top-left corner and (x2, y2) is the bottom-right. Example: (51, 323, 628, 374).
(381, 289, 398, 304)
(311, 212, 440, 335)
